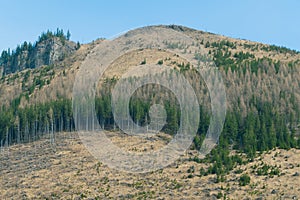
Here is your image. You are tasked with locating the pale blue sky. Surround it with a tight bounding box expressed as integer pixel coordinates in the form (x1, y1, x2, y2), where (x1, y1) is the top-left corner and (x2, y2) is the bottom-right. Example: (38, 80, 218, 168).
(1, 0, 299, 52)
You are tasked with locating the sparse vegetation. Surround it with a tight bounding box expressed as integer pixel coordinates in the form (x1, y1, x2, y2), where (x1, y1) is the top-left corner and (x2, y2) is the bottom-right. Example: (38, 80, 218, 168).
(140, 58, 146, 65)
(157, 60, 163, 65)
(0, 25, 299, 199)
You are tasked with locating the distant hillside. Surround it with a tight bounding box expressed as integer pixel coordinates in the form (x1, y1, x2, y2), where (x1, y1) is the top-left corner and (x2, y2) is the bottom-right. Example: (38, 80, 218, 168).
(0, 25, 299, 162)
(0, 29, 79, 76)
(0, 25, 299, 199)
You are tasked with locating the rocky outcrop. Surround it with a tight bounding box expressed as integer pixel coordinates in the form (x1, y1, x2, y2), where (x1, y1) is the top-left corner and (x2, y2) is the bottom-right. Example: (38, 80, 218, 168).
(1, 36, 77, 75)
(34, 37, 76, 68)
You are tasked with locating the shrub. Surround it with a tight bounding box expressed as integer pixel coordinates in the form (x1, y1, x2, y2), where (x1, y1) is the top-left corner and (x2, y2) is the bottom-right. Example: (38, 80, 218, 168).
(141, 58, 146, 65)
(239, 174, 250, 186)
(157, 60, 163, 65)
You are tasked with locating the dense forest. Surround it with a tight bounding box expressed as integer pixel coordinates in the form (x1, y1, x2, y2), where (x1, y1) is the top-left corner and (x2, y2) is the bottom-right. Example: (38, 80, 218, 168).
(0, 95, 299, 152)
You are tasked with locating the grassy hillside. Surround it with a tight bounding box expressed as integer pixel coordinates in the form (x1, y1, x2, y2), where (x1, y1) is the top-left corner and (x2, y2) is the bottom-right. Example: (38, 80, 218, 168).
(0, 25, 299, 198)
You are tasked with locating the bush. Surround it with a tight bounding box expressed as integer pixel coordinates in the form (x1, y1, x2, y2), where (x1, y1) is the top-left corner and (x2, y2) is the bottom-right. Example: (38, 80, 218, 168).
(239, 174, 250, 186)
(157, 60, 163, 65)
(216, 192, 223, 199)
(140, 58, 146, 65)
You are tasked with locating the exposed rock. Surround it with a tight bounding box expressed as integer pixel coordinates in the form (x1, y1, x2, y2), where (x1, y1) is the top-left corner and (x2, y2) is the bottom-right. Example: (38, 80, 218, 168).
(1, 36, 76, 75)
(34, 37, 76, 68)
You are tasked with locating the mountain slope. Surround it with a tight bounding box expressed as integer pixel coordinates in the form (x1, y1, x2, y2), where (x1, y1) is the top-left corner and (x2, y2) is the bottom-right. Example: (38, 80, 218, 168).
(1, 26, 299, 109)
(0, 25, 300, 199)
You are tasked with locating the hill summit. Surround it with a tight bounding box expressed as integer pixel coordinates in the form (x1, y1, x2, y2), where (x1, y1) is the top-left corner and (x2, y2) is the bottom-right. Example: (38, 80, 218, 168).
(0, 29, 78, 75)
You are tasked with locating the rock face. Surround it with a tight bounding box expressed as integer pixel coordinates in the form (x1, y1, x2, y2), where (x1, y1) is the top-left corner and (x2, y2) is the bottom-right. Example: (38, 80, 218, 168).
(34, 37, 76, 68)
(0, 36, 77, 75)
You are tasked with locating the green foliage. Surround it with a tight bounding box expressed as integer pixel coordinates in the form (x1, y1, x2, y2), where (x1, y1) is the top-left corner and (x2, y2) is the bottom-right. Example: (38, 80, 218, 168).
(177, 62, 190, 73)
(0, 48, 298, 180)
(205, 41, 210, 48)
(274, 61, 280, 73)
(66, 30, 71, 40)
(0, 28, 70, 75)
(200, 167, 207, 176)
(193, 135, 204, 150)
(243, 43, 258, 51)
(209, 42, 292, 78)
(261, 44, 299, 55)
(213, 49, 234, 67)
(76, 42, 81, 50)
(196, 99, 298, 177)
(140, 58, 146, 65)
(38, 28, 69, 43)
(239, 174, 250, 186)
(216, 192, 223, 199)
(157, 60, 163, 65)
(23, 70, 31, 82)
(234, 168, 243, 174)
(0, 98, 73, 145)
(233, 51, 255, 61)
(255, 164, 280, 177)
(211, 40, 236, 49)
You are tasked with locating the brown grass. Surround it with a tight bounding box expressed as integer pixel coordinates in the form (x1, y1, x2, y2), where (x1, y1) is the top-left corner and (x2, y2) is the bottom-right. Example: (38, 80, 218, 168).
(0, 131, 299, 199)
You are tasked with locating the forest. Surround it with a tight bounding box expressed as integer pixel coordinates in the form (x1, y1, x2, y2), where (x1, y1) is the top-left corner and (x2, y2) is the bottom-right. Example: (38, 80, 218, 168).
(0, 92, 299, 179)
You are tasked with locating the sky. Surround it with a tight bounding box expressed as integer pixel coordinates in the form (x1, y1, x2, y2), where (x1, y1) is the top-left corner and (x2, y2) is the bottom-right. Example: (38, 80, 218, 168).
(1, 0, 300, 53)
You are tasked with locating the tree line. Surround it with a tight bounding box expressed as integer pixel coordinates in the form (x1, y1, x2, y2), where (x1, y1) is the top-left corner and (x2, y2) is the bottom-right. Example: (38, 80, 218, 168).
(0, 29, 71, 75)
(1, 94, 299, 154)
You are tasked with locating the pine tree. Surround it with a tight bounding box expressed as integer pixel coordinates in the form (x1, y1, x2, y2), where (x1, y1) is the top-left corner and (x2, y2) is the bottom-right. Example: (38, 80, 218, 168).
(268, 122, 276, 149)
(66, 30, 71, 40)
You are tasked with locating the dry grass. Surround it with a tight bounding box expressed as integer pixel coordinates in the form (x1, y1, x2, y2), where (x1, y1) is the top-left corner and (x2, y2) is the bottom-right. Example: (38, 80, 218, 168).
(1, 25, 300, 109)
(0, 131, 299, 199)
